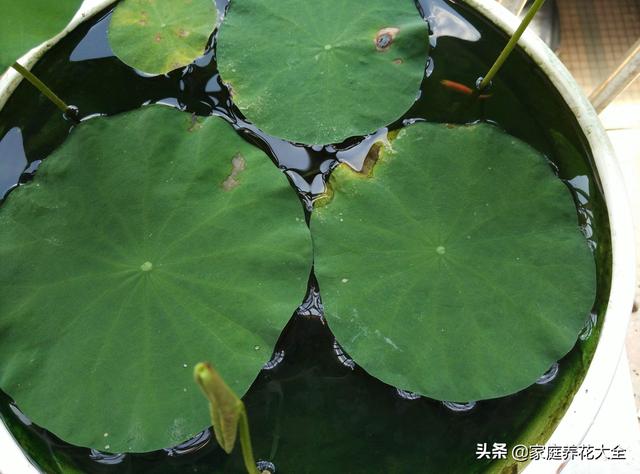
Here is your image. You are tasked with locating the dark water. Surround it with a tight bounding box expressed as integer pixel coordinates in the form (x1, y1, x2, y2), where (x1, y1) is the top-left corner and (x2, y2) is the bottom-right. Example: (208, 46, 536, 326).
(0, 0, 612, 473)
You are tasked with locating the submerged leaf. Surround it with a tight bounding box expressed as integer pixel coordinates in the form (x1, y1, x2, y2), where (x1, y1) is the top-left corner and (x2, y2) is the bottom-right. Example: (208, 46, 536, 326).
(217, 0, 430, 145)
(312, 122, 596, 402)
(108, 0, 217, 74)
(0, 106, 312, 452)
(0, 0, 82, 74)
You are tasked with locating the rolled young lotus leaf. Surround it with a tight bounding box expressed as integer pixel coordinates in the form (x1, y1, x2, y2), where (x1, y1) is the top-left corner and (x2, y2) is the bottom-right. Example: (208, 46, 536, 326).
(194, 362, 242, 454)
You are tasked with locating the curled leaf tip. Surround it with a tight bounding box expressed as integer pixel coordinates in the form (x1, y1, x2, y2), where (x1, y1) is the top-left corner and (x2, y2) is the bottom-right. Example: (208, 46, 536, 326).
(193, 361, 212, 383)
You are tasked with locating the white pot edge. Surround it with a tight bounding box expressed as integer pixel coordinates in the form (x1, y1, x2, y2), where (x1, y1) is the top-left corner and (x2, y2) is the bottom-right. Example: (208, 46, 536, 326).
(0, 1, 636, 473)
(0, 0, 117, 112)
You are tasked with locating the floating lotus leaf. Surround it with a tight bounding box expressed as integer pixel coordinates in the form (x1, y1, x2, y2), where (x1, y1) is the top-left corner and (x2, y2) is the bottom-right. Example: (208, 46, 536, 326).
(108, 0, 217, 74)
(0, 106, 312, 452)
(312, 122, 596, 402)
(0, 0, 82, 74)
(217, 0, 430, 145)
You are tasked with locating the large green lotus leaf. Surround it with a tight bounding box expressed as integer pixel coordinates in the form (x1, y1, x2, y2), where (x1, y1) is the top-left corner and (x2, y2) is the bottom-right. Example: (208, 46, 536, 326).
(108, 0, 217, 74)
(217, 0, 430, 145)
(312, 122, 596, 402)
(0, 0, 82, 74)
(0, 106, 311, 452)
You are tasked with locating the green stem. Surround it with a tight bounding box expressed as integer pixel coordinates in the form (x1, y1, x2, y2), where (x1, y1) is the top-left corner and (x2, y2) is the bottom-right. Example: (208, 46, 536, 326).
(238, 403, 261, 474)
(11, 62, 69, 113)
(478, 0, 546, 91)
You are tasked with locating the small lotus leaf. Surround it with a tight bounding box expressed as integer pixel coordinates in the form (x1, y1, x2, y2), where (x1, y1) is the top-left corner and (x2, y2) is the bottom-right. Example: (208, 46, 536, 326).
(0, 0, 82, 74)
(108, 0, 217, 74)
(0, 106, 312, 452)
(217, 0, 430, 145)
(312, 122, 596, 402)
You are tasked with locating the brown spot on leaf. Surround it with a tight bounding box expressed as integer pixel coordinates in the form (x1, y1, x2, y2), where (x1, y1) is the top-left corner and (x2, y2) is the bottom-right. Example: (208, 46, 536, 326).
(374, 27, 399, 52)
(313, 182, 334, 209)
(392, 58, 403, 65)
(360, 142, 383, 176)
(187, 113, 203, 132)
(154, 33, 162, 43)
(222, 154, 247, 191)
(177, 28, 190, 38)
(138, 11, 149, 26)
